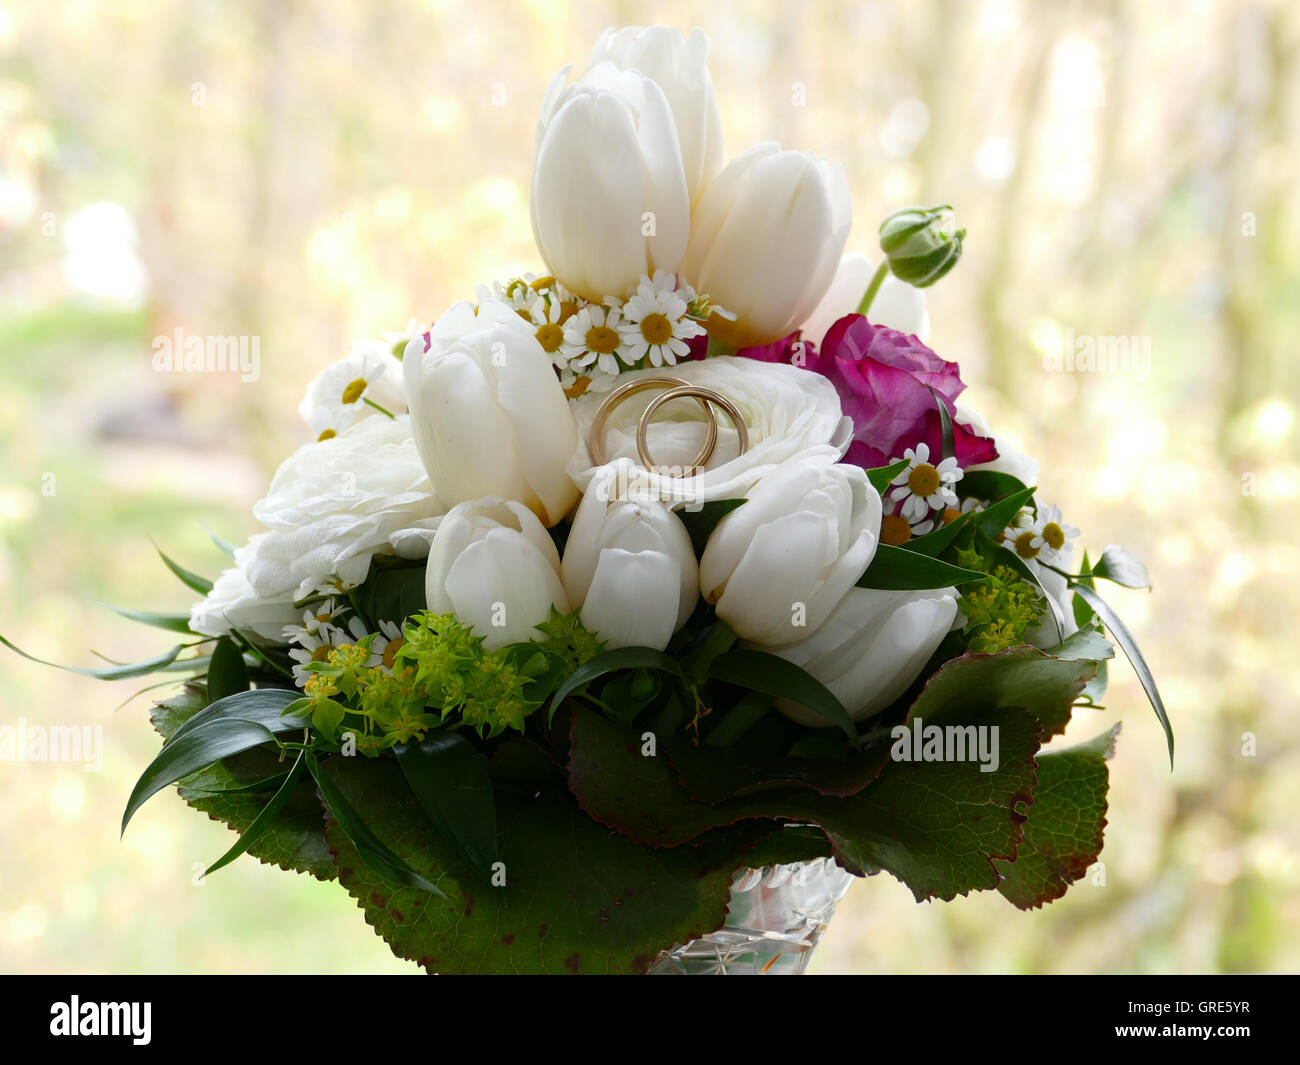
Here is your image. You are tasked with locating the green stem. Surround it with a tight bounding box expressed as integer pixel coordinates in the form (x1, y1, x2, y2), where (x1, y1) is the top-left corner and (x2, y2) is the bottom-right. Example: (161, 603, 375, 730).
(363, 397, 397, 419)
(855, 261, 891, 317)
(705, 335, 737, 359)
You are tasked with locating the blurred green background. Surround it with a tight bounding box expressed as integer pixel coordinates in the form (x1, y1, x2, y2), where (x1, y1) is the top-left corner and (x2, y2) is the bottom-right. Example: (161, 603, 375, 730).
(1, 0, 1297, 974)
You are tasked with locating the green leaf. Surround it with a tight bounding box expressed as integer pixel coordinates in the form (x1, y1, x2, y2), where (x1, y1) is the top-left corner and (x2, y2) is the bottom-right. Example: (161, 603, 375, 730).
(547, 646, 685, 725)
(1072, 582, 1173, 767)
(675, 498, 746, 555)
(150, 685, 335, 880)
(306, 753, 447, 897)
(164, 687, 308, 749)
(355, 558, 427, 629)
(928, 385, 955, 462)
(100, 604, 196, 634)
(706, 649, 856, 741)
(322, 753, 769, 973)
(395, 734, 498, 874)
(123, 717, 283, 834)
(703, 692, 771, 748)
(959, 469, 1031, 504)
(156, 546, 213, 594)
(865, 458, 909, 495)
(0, 633, 184, 681)
(205, 636, 250, 704)
(203, 754, 307, 877)
(1091, 544, 1152, 589)
(972, 486, 1036, 539)
(901, 511, 971, 556)
(202, 523, 238, 560)
(858, 543, 987, 590)
(996, 725, 1119, 909)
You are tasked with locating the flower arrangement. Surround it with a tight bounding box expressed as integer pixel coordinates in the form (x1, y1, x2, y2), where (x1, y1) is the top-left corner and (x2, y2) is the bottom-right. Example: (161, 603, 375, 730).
(5, 24, 1169, 975)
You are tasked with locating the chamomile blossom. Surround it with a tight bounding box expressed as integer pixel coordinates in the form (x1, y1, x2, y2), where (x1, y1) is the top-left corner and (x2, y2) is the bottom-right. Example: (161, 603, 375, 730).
(298, 348, 406, 440)
(618, 270, 707, 367)
(281, 598, 351, 644)
(287, 619, 365, 688)
(367, 619, 407, 672)
(560, 303, 633, 378)
(888, 442, 962, 522)
(1028, 504, 1079, 564)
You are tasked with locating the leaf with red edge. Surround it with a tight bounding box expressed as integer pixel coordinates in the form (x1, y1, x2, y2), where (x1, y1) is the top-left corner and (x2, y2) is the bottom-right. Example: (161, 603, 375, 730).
(996, 725, 1120, 909)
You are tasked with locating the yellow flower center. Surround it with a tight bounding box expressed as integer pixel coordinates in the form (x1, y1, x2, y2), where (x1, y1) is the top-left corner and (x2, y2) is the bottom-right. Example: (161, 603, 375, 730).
(317, 428, 337, 442)
(315, 612, 332, 623)
(1014, 531, 1040, 559)
(880, 514, 912, 546)
(530, 275, 555, 291)
(516, 308, 533, 322)
(585, 325, 621, 355)
(563, 376, 592, 399)
(639, 313, 673, 345)
(341, 377, 368, 404)
(558, 300, 579, 324)
(535, 322, 564, 352)
(907, 463, 940, 497)
(310, 644, 333, 663)
(941, 506, 963, 525)
(1042, 522, 1065, 551)
(382, 636, 404, 670)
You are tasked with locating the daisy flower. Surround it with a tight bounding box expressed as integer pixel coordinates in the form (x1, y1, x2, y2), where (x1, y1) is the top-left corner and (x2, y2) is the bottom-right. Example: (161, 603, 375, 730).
(298, 348, 406, 439)
(523, 293, 568, 362)
(281, 598, 351, 645)
(368, 619, 406, 672)
(1028, 503, 1079, 564)
(618, 271, 707, 367)
(286, 620, 364, 688)
(560, 303, 633, 378)
(888, 442, 962, 522)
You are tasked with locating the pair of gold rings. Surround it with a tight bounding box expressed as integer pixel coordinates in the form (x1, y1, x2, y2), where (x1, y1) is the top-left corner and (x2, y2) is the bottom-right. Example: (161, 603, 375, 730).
(587, 376, 750, 477)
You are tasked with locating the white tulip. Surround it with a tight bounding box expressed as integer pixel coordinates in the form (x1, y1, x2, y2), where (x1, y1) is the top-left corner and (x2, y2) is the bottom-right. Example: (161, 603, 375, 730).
(561, 460, 698, 650)
(403, 299, 579, 527)
(769, 586, 958, 727)
(425, 498, 569, 650)
(800, 252, 931, 345)
(531, 62, 690, 302)
(1025, 549, 1080, 649)
(700, 450, 882, 645)
(584, 25, 723, 204)
(680, 143, 852, 347)
(567, 356, 851, 506)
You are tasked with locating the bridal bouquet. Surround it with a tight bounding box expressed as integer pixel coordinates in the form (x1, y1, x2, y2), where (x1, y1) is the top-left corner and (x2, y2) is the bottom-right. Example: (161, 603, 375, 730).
(7, 25, 1169, 975)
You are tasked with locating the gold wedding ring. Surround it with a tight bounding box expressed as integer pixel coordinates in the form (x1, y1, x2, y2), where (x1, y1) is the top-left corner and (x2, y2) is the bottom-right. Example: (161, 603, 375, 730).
(637, 385, 749, 475)
(588, 377, 717, 471)
(586, 374, 750, 479)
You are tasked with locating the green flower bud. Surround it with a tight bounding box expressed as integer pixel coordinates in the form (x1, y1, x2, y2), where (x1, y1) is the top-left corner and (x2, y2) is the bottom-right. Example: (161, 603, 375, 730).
(878, 205, 966, 288)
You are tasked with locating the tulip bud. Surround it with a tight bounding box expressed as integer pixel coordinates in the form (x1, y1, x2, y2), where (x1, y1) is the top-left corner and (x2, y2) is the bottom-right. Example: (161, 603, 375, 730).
(878, 205, 965, 288)
(561, 460, 698, 650)
(425, 498, 570, 651)
(699, 449, 881, 645)
(680, 143, 852, 347)
(403, 300, 579, 527)
(531, 67, 691, 302)
(769, 586, 958, 726)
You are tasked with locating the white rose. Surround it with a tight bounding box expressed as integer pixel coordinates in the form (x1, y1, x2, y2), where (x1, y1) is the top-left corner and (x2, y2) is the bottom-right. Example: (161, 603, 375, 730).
(561, 460, 698, 650)
(189, 536, 302, 643)
(680, 143, 852, 346)
(768, 586, 958, 726)
(425, 498, 569, 651)
(800, 252, 931, 345)
(403, 299, 579, 526)
(531, 58, 690, 301)
(244, 414, 442, 600)
(567, 356, 851, 505)
(700, 451, 882, 645)
(584, 25, 723, 204)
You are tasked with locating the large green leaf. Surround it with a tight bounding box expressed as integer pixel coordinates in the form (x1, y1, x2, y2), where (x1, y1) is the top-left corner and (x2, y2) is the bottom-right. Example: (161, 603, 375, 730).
(204, 754, 307, 877)
(395, 733, 498, 873)
(163, 686, 306, 748)
(546, 645, 684, 725)
(566, 704, 1042, 902)
(355, 558, 427, 629)
(320, 754, 774, 973)
(100, 604, 196, 634)
(858, 543, 986, 590)
(150, 685, 335, 880)
(205, 636, 250, 704)
(996, 725, 1119, 909)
